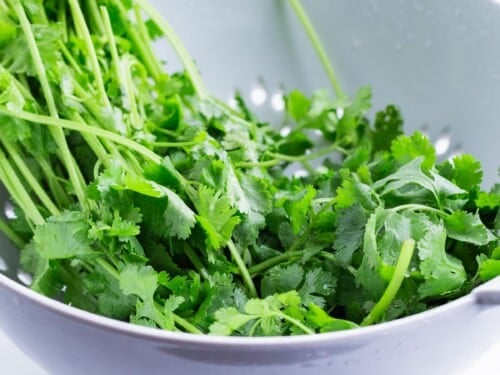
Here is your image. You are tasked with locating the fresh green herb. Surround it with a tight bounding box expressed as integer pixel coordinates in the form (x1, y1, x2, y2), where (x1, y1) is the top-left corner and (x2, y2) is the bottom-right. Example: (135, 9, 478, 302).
(0, 0, 498, 337)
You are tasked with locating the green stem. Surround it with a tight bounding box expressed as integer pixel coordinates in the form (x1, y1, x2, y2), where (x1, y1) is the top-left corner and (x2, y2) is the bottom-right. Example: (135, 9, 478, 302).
(0, 148, 44, 225)
(361, 239, 416, 326)
(100, 6, 127, 108)
(227, 240, 258, 298)
(0, 108, 162, 165)
(276, 312, 315, 335)
(135, 0, 209, 100)
(37, 158, 71, 208)
(85, 0, 105, 35)
(249, 251, 303, 275)
(183, 244, 210, 281)
(0, 217, 25, 248)
(121, 56, 142, 130)
(58, 0, 68, 42)
(171, 311, 203, 334)
(288, 0, 344, 98)
(152, 140, 201, 148)
(237, 143, 346, 168)
(70, 113, 111, 166)
(1, 140, 60, 216)
(68, 0, 111, 109)
(236, 159, 281, 169)
(13, 2, 87, 210)
(389, 204, 446, 216)
(111, 0, 163, 81)
(268, 143, 347, 162)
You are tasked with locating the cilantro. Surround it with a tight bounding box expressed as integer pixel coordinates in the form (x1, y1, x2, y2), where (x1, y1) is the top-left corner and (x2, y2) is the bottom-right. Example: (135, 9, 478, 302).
(0, 0, 497, 338)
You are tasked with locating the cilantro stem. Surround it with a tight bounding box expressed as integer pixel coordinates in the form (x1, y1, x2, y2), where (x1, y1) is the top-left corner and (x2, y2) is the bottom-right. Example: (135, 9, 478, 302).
(0, 148, 44, 225)
(275, 312, 315, 335)
(227, 240, 258, 298)
(170, 312, 203, 335)
(85, 0, 105, 35)
(37, 158, 71, 208)
(183, 243, 210, 281)
(236, 159, 281, 169)
(237, 143, 347, 168)
(288, 0, 344, 98)
(110, 0, 163, 81)
(389, 204, 446, 217)
(135, 0, 209, 100)
(57, 1, 68, 42)
(152, 139, 203, 148)
(235, 144, 348, 168)
(100, 6, 126, 108)
(13, 1, 87, 210)
(0, 217, 25, 249)
(268, 143, 348, 161)
(1, 139, 60, 216)
(248, 251, 304, 275)
(68, 0, 111, 110)
(0, 108, 162, 165)
(361, 239, 415, 326)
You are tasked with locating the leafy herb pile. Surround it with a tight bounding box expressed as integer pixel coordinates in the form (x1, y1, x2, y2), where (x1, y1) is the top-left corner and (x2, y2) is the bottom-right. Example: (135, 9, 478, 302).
(0, 0, 498, 336)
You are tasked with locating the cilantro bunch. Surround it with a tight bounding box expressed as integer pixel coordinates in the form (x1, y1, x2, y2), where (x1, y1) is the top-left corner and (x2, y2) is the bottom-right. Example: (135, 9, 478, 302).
(0, 0, 498, 337)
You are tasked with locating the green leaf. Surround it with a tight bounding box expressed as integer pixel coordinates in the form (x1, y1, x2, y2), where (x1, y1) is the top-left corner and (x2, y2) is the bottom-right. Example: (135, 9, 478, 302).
(449, 154, 483, 191)
(391, 132, 436, 171)
(444, 211, 496, 246)
(279, 185, 316, 234)
(285, 90, 311, 121)
(226, 166, 272, 215)
(478, 252, 500, 282)
(33, 212, 94, 259)
(119, 264, 158, 301)
(209, 307, 255, 336)
(195, 185, 241, 250)
(299, 268, 336, 308)
(306, 303, 358, 333)
(417, 222, 467, 298)
(261, 264, 304, 297)
(372, 105, 403, 153)
(356, 208, 388, 299)
(334, 204, 369, 265)
(278, 130, 313, 156)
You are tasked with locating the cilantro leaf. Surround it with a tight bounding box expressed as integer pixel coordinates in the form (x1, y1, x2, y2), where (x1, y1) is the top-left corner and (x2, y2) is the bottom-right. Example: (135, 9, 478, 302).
(444, 211, 496, 246)
(195, 185, 241, 250)
(417, 222, 467, 298)
(33, 212, 95, 259)
(391, 132, 436, 171)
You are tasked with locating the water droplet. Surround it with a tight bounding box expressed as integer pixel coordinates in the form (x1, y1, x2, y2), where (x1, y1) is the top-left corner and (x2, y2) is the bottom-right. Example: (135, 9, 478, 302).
(424, 39, 433, 48)
(407, 33, 415, 41)
(395, 42, 402, 51)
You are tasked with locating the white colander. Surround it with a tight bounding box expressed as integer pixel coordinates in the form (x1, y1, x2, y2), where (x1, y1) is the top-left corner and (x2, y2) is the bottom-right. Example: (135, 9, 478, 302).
(0, 1, 499, 375)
